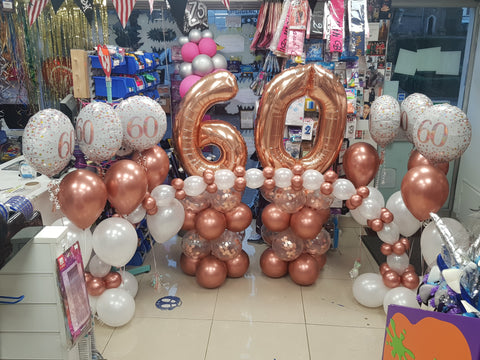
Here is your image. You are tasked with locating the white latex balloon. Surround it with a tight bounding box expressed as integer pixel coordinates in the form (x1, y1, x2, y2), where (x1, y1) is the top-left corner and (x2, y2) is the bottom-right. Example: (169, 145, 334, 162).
(245, 168, 265, 189)
(387, 253, 410, 274)
(358, 198, 382, 220)
(88, 295, 98, 315)
(88, 254, 111, 277)
(367, 186, 385, 208)
(377, 222, 400, 245)
(150, 185, 176, 206)
(118, 271, 139, 298)
(386, 191, 421, 237)
(53, 218, 93, 265)
(116, 96, 167, 152)
(76, 102, 123, 163)
(147, 198, 185, 243)
(22, 109, 74, 177)
(302, 169, 324, 191)
(383, 287, 419, 314)
(421, 217, 470, 267)
(92, 218, 138, 267)
(332, 179, 356, 200)
(214, 169, 236, 190)
(350, 208, 368, 226)
(273, 168, 293, 188)
(124, 204, 146, 224)
(352, 273, 389, 308)
(96, 288, 135, 327)
(183, 176, 207, 197)
(400, 93, 433, 143)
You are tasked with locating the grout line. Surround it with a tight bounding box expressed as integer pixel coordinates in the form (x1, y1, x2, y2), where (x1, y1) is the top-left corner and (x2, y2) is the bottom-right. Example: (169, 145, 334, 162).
(301, 287, 312, 360)
(203, 288, 219, 360)
(99, 325, 116, 356)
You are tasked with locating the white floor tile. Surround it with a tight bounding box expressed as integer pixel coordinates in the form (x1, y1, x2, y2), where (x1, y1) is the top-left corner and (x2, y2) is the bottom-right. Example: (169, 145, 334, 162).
(93, 320, 114, 354)
(302, 278, 387, 328)
(307, 324, 385, 359)
(214, 273, 305, 323)
(102, 317, 211, 360)
(206, 320, 310, 360)
(319, 246, 378, 280)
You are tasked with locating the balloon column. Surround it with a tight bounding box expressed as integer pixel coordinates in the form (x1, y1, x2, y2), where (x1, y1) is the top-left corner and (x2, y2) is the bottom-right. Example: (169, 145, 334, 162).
(172, 168, 251, 288)
(350, 92, 471, 312)
(178, 29, 228, 98)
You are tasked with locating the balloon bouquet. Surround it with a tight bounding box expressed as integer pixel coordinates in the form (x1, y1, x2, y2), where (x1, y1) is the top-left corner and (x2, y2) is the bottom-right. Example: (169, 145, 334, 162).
(21, 95, 184, 327)
(350, 93, 472, 313)
(177, 29, 228, 98)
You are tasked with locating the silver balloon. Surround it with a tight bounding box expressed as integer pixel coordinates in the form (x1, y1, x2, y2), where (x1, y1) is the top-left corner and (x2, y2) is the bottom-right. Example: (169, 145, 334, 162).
(192, 54, 214, 76)
(178, 36, 189, 46)
(179, 62, 193, 79)
(202, 29, 214, 39)
(189, 29, 202, 43)
(211, 53, 227, 70)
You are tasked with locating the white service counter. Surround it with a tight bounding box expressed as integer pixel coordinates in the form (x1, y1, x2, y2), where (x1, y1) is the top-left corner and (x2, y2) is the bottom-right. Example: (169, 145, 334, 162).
(0, 156, 63, 225)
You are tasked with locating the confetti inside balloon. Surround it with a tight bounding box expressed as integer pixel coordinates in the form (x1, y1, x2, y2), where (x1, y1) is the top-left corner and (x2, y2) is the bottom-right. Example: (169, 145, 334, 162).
(400, 93, 433, 143)
(76, 102, 123, 163)
(413, 104, 471, 164)
(369, 95, 401, 147)
(116, 96, 167, 152)
(22, 109, 75, 177)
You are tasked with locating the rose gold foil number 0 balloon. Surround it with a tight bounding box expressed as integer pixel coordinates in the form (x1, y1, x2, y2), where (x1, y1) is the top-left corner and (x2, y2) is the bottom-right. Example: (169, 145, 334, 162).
(255, 64, 347, 172)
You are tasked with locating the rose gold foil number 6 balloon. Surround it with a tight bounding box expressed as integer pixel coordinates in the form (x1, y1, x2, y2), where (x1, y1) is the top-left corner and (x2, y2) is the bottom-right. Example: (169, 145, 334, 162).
(173, 71, 248, 176)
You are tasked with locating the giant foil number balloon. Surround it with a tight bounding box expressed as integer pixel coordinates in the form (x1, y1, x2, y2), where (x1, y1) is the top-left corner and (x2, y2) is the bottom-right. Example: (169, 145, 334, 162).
(413, 103, 472, 164)
(22, 109, 74, 177)
(255, 64, 346, 172)
(116, 96, 167, 152)
(173, 71, 248, 176)
(76, 102, 123, 163)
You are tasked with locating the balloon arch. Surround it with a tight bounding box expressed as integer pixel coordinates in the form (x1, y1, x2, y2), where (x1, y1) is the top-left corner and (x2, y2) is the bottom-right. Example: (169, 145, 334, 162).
(22, 64, 472, 325)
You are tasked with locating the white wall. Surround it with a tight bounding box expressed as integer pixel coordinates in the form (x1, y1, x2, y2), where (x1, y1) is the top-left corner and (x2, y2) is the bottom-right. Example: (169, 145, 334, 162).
(454, 20, 480, 226)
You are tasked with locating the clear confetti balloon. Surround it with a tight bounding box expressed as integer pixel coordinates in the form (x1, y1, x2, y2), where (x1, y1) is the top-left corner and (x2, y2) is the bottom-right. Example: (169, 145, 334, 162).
(413, 104, 471, 163)
(400, 93, 433, 143)
(273, 187, 306, 213)
(22, 109, 74, 177)
(271, 228, 304, 261)
(305, 228, 332, 255)
(116, 96, 167, 152)
(211, 230, 242, 261)
(76, 102, 123, 163)
(182, 230, 211, 260)
(369, 95, 401, 147)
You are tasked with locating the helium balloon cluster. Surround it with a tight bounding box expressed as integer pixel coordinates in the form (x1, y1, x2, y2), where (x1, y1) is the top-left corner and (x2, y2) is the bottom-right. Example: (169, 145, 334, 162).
(173, 167, 252, 288)
(370, 93, 472, 164)
(417, 214, 480, 317)
(178, 29, 228, 98)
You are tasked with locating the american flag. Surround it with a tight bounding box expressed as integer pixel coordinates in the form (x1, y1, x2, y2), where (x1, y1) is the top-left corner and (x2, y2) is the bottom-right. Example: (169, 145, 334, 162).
(112, 0, 137, 28)
(222, 0, 230, 10)
(28, 0, 49, 26)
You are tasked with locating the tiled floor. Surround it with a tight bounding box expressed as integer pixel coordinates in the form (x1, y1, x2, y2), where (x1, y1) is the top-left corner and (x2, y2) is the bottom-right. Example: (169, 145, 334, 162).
(94, 216, 387, 359)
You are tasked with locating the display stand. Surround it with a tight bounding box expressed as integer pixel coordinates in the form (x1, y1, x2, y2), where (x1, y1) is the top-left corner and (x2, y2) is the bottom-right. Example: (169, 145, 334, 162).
(0, 226, 92, 359)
